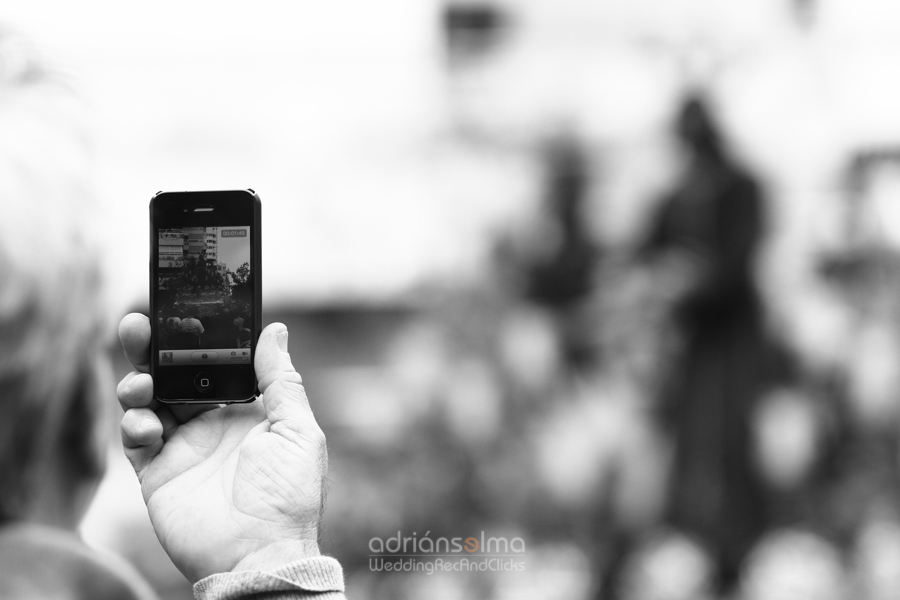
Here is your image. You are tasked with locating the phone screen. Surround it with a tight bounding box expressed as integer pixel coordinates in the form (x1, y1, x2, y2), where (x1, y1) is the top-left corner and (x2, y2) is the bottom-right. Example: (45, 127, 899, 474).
(156, 225, 254, 367)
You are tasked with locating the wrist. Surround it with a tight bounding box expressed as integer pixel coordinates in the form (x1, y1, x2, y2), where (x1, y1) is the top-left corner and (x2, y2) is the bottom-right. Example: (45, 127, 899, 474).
(230, 539, 321, 573)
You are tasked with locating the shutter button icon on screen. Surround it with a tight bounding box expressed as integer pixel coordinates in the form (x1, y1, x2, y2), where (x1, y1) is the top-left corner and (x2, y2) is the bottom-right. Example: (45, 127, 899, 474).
(194, 373, 214, 394)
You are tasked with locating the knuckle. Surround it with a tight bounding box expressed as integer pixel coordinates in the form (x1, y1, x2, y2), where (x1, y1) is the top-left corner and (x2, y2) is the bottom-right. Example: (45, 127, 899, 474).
(115, 376, 131, 398)
(120, 414, 138, 435)
(266, 377, 308, 403)
(277, 371, 305, 388)
(120, 420, 136, 444)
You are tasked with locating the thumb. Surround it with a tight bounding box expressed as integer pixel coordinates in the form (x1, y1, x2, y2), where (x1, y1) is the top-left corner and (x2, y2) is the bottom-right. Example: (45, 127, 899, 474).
(255, 323, 317, 439)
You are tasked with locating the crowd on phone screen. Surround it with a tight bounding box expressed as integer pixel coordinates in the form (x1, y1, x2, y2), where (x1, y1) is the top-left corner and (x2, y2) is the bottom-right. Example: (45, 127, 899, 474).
(159, 311, 252, 350)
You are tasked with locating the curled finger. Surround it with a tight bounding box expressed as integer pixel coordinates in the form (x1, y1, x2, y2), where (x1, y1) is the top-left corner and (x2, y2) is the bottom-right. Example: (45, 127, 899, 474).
(117, 371, 156, 412)
(121, 407, 164, 474)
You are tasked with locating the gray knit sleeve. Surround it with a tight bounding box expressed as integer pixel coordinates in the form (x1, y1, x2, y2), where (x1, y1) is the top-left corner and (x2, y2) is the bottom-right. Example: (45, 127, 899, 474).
(193, 556, 346, 600)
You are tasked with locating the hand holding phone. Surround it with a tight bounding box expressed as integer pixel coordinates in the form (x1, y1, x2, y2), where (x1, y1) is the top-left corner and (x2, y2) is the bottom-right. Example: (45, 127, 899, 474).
(116, 314, 327, 582)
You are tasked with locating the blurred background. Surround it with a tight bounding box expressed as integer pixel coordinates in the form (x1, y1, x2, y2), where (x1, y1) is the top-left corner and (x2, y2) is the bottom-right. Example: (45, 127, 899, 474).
(9, 0, 900, 598)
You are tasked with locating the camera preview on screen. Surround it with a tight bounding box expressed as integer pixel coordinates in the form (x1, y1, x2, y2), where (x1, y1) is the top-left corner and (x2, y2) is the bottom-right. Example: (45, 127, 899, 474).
(156, 226, 253, 366)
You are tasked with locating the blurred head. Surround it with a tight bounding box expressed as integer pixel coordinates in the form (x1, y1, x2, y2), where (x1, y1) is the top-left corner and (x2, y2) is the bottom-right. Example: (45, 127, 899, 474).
(0, 31, 110, 529)
(675, 93, 722, 157)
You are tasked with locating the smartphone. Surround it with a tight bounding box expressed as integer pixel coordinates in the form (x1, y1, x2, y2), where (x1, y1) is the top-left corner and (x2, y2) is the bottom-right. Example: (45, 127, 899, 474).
(150, 189, 262, 403)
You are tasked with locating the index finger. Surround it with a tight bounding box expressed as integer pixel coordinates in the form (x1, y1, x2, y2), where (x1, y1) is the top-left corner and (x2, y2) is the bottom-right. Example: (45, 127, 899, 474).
(118, 313, 151, 373)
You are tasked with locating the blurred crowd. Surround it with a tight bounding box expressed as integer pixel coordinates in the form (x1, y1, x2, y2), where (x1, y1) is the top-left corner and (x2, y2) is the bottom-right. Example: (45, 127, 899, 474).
(306, 6, 900, 600)
(313, 90, 900, 599)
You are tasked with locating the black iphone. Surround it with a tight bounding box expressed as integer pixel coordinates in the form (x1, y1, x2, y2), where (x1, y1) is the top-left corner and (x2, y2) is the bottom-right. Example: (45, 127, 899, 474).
(150, 189, 262, 403)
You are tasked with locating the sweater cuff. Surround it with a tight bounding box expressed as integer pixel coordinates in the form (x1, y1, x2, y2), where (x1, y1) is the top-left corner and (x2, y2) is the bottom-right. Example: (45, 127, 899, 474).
(193, 556, 345, 600)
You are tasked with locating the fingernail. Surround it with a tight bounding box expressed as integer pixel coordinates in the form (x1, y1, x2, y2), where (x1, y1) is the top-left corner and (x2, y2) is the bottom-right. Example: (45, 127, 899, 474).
(125, 372, 137, 391)
(277, 330, 289, 352)
(139, 417, 156, 432)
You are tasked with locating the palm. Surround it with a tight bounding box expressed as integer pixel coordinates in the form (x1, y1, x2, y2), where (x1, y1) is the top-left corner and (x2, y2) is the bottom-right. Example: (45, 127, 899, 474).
(137, 402, 321, 580)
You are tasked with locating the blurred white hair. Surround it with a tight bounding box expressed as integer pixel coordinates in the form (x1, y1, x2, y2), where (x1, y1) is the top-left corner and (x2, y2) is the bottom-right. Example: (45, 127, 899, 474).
(0, 28, 110, 521)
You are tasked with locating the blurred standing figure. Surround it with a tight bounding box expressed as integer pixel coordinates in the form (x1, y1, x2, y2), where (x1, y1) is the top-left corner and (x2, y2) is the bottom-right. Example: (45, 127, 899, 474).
(524, 135, 597, 307)
(511, 133, 601, 369)
(640, 94, 770, 592)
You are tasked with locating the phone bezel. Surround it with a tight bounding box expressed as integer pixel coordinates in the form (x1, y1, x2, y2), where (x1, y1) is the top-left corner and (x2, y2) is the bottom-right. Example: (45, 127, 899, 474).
(150, 189, 261, 404)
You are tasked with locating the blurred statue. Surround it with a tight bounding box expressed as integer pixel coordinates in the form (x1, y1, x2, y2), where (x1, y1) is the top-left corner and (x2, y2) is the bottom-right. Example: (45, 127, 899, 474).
(639, 93, 772, 592)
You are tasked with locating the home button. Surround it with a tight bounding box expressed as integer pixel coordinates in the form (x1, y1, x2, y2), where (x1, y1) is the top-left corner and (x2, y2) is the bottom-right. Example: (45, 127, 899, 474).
(194, 372, 214, 394)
